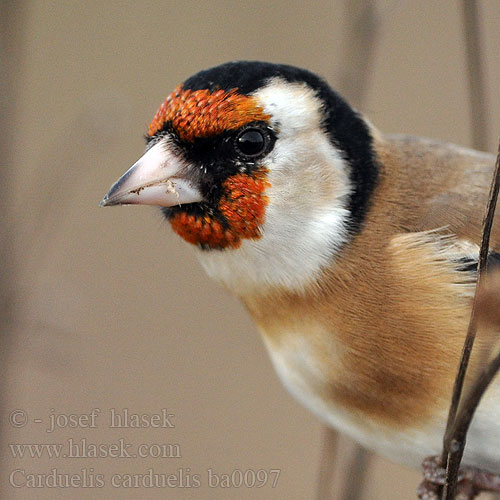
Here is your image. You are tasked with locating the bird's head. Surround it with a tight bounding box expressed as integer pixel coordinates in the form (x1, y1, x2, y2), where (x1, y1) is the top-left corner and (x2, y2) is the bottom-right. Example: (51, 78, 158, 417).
(101, 61, 378, 293)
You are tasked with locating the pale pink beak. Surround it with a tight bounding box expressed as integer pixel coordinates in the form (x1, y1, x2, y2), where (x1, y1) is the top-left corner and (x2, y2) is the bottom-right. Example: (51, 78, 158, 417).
(100, 141, 203, 207)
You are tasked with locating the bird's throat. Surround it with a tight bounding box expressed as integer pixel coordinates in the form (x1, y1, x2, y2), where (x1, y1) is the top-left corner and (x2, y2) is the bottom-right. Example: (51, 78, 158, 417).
(169, 169, 270, 250)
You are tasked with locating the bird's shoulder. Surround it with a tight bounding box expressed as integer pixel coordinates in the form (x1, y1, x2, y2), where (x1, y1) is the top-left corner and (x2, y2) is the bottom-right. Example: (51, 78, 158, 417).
(373, 132, 499, 248)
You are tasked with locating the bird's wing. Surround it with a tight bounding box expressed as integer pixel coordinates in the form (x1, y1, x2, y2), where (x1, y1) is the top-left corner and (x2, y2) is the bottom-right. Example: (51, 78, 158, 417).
(381, 134, 500, 250)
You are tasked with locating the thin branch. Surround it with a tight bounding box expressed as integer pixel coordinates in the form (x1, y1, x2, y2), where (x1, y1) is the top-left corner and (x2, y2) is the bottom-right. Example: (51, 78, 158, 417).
(316, 433, 372, 500)
(441, 141, 500, 500)
(342, 445, 371, 500)
(461, 0, 490, 152)
(450, 348, 500, 466)
(316, 427, 339, 500)
(0, 1, 27, 476)
(0, 2, 25, 334)
(439, 3, 494, 498)
(336, 0, 379, 109)
(441, 350, 500, 500)
(440, 1, 493, 493)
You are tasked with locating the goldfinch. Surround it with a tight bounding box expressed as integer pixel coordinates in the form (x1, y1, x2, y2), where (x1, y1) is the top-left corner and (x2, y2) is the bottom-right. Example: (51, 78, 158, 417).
(101, 61, 500, 487)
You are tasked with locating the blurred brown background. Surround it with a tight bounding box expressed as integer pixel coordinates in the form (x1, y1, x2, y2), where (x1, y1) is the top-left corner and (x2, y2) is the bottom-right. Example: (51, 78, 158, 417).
(1, 1, 499, 499)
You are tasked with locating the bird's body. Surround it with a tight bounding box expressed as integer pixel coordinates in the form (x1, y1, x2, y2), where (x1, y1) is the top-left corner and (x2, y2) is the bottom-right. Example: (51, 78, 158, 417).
(241, 134, 500, 472)
(101, 61, 500, 476)
(203, 132, 500, 472)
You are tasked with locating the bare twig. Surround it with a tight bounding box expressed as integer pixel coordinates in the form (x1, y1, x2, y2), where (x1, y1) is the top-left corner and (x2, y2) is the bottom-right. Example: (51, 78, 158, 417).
(439, 2, 494, 497)
(316, 427, 339, 500)
(316, 432, 371, 500)
(0, 2, 24, 339)
(0, 0, 26, 463)
(342, 445, 371, 500)
(441, 142, 500, 500)
(336, 0, 379, 109)
(450, 348, 500, 468)
(461, 0, 490, 152)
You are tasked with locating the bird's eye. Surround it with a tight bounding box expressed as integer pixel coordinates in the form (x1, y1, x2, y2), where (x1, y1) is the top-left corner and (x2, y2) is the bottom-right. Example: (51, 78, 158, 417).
(234, 128, 270, 158)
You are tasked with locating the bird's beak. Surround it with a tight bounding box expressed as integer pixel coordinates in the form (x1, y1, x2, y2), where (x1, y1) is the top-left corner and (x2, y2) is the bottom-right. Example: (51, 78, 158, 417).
(100, 141, 203, 207)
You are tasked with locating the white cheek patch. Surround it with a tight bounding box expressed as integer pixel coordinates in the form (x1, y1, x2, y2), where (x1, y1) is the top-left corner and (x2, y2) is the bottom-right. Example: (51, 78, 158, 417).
(194, 79, 352, 294)
(252, 78, 324, 135)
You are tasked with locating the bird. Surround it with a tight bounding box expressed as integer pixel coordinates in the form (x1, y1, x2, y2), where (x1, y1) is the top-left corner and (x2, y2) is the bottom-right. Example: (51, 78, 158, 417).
(101, 61, 500, 496)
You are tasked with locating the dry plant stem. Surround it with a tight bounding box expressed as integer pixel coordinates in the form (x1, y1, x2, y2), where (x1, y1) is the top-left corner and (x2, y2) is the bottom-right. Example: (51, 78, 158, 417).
(461, 0, 489, 152)
(452, 348, 500, 468)
(441, 349, 500, 500)
(439, 3, 493, 498)
(337, 0, 379, 109)
(315, 432, 371, 500)
(441, 143, 500, 500)
(316, 427, 339, 500)
(342, 446, 371, 500)
(0, 3, 23, 334)
(0, 0, 26, 452)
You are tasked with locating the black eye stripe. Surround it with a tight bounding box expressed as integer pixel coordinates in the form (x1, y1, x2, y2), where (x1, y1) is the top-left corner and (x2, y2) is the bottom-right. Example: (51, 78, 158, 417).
(146, 122, 276, 200)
